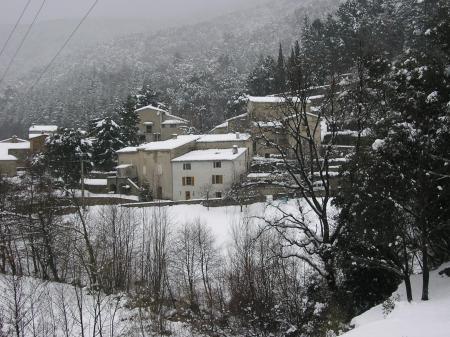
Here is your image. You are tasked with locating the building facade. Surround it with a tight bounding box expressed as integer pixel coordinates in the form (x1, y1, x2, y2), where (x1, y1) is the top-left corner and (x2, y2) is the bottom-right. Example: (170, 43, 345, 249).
(115, 135, 199, 200)
(0, 137, 31, 175)
(114, 133, 251, 200)
(171, 147, 248, 201)
(136, 105, 189, 143)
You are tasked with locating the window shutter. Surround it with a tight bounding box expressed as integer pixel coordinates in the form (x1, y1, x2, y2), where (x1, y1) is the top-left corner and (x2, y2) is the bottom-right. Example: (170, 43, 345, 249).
(192, 177, 195, 186)
(182, 177, 186, 186)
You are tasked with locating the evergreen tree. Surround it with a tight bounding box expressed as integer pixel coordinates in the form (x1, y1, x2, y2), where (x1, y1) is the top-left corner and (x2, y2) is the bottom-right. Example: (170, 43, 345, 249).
(91, 117, 125, 172)
(136, 81, 159, 109)
(117, 95, 140, 146)
(336, 0, 450, 304)
(41, 128, 93, 188)
(274, 44, 286, 93)
(246, 55, 276, 96)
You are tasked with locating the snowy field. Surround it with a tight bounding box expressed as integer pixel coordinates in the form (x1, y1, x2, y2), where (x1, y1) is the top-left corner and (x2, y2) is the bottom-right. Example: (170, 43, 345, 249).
(341, 262, 450, 337)
(87, 198, 337, 251)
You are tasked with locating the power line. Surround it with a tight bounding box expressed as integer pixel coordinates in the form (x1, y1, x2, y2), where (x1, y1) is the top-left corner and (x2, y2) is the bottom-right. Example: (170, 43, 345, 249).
(0, 0, 47, 86)
(0, 0, 32, 59)
(27, 0, 100, 93)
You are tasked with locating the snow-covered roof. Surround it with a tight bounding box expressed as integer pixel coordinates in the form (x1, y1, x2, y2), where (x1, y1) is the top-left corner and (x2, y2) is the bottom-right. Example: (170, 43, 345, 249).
(83, 179, 107, 186)
(116, 146, 139, 154)
(28, 133, 49, 139)
(115, 164, 134, 169)
(0, 141, 31, 150)
(136, 105, 189, 124)
(172, 148, 247, 162)
(161, 119, 186, 125)
(212, 121, 228, 130)
(197, 133, 251, 143)
(117, 135, 200, 154)
(248, 95, 324, 104)
(0, 141, 29, 161)
(29, 125, 58, 133)
(210, 113, 249, 132)
(135, 105, 169, 114)
(247, 172, 271, 178)
(165, 113, 189, 123)
(140, 135, 199, 151)
(0, 137, 28, 143)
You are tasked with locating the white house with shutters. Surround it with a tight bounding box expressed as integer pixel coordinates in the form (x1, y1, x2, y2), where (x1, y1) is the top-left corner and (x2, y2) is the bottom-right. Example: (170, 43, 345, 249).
(171, 146, 248, 201)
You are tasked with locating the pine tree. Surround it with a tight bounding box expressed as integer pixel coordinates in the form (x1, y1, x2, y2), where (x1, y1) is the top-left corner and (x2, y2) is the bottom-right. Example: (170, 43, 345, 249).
(41, 128, 93, 188)
(274, 44, 286, 93)
(136, 81, 159, 109)
(246, 55, 276, 96)
(117, 95, 140, 146)
(91, 117, 125, 172)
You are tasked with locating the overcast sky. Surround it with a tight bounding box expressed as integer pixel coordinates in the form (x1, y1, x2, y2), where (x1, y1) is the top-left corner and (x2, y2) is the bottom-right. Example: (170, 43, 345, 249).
(0, 0, 263, 25)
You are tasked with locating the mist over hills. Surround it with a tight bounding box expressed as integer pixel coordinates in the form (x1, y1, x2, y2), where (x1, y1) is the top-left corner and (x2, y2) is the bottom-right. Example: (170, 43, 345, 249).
(0, 0, 337, 138)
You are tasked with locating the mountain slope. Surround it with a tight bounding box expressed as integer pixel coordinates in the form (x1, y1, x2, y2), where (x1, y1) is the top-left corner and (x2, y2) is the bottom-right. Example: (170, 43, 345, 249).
(0, 0, 337, 138)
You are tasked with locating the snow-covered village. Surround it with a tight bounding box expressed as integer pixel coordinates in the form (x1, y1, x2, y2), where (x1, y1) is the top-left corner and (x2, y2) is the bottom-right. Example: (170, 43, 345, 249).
(0, 0, 449, 336)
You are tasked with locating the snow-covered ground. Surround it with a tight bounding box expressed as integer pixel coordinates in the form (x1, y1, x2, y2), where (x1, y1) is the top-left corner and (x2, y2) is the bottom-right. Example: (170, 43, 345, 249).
(0, 274, 201, 337)
(89, 198, 337, 251)
(341, 262, 450, 337)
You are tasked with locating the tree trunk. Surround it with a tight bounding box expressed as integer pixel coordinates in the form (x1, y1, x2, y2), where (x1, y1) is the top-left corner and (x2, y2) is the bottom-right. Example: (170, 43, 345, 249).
(421, 241, 429, 301)
(404, 273, 413, 302)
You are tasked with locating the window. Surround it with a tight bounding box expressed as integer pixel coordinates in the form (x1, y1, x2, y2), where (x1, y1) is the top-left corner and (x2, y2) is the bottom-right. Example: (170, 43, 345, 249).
(185, 191, 191, 200)
(212, 175, 223, 184)
(215, 192, 222, 198)
(153, 133, 161, 141)
(146, 125, 153, 133)
(182, 177, 195, 186)
(183, 163, 191, 170)
(213, 161, 221, 168)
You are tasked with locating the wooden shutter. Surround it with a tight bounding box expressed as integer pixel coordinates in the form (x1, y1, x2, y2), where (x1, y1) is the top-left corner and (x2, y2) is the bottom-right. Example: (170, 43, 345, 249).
(182, 177, 186, 186)
(192, 177, 195, 186)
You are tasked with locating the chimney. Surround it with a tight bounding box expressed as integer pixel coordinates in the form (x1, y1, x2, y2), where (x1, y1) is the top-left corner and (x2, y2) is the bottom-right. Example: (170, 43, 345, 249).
(172, 134, 178, 139)
(235, 132, 240, 139)
(232, 145, 238, 154)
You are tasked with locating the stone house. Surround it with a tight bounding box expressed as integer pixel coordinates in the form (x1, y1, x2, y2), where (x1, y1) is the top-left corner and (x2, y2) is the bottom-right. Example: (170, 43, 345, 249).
(210, 96, 322, 158)
(113, 133, 251, 200)
(136, 105, 189, 143)
(28, 125, 59, 153)
(210, 113, 250, 134)
(114, 135, 199, 200)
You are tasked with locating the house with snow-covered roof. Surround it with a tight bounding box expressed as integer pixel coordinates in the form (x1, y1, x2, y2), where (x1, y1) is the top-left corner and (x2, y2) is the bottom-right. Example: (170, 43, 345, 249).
(29, 125, 58, 139)
(28, 124, 59, 153)
(0, 136, 31, 176)
(135, 105, 190, 143)
(113, 132, 251, 200)
(114, 135, 199, 199)
(210, 95, 323, 158)
(171, 146, 248, 201)
(210, 112, 250, 134)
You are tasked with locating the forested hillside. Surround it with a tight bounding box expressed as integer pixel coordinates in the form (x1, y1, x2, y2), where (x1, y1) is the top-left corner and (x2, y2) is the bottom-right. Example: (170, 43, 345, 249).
(0, 0, 336, 138)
